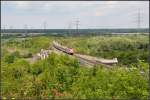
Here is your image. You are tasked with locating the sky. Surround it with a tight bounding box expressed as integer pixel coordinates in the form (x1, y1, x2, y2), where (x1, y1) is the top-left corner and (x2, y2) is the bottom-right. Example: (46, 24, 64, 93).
(1, 1, 149, 29)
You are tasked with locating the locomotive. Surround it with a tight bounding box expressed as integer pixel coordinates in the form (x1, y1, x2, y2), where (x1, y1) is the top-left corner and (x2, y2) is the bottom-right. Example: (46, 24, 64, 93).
(53, 41, 74, 55)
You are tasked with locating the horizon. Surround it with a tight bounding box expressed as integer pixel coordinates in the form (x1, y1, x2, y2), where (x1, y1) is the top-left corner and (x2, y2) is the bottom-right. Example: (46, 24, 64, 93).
(1, 27, 149, 30)
(2, 28, 149, 34)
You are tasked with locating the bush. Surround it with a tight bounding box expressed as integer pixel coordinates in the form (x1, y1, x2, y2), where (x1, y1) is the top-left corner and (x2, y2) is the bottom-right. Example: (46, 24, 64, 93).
(1, 35, 149, 99)
(5, 54, 15, 64)
(12, 51, 20, 58)
(21, 52, 33, 58)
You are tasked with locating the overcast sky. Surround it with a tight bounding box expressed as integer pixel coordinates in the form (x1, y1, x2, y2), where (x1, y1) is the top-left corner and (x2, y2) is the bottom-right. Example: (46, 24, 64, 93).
(1, 1, 149, 29)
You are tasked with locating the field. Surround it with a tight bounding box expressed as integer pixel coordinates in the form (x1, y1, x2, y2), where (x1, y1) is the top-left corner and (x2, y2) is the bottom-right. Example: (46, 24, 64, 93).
(1, 34, 149, 99)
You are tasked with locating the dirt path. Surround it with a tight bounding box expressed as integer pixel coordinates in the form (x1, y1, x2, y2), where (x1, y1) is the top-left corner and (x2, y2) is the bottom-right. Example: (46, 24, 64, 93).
(6, 48, 16, 53)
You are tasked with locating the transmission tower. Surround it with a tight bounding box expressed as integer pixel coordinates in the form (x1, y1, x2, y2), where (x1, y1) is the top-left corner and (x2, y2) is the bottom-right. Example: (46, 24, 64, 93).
(43, 21, 47, 29)
(68, 22, 72, 35)
(137, 8, 141, 29)
(3, 25, 5, 29)
(75, 19, 80, 34)
(9, 25, 13, 29)
(23, 24, 28, 48)
(133, 8, 143, 33)
(43, 21, 47, 34)
(24, 24, 28, 35)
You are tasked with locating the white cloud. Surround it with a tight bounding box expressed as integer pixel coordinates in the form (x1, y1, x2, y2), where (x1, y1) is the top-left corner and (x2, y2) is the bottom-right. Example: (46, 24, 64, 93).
(11, 1, 30, 9)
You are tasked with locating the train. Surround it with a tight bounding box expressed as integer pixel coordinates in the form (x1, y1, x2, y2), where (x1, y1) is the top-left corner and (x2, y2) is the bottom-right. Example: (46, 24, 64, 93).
(53, 41, 74, 55)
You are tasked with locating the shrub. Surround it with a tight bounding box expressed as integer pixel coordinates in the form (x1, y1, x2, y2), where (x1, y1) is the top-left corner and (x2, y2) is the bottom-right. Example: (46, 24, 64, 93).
(5, 54, 15, 64)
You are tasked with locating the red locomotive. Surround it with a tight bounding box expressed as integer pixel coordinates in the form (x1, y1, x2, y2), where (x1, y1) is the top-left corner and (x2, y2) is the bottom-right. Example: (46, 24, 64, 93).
(53, 41, 74, 55)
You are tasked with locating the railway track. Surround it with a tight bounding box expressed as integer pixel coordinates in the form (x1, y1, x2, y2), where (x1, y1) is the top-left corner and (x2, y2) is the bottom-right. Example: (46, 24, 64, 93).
(52, 41, 117, 68)
(74, 53, 113, 69)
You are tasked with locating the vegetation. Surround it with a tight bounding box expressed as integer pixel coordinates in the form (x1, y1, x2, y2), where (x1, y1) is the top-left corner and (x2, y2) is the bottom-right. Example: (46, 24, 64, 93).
(1, 34, 149, 99)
